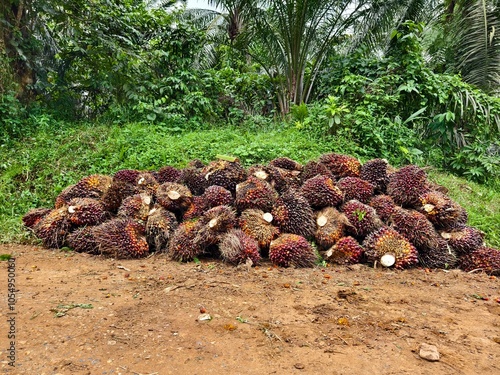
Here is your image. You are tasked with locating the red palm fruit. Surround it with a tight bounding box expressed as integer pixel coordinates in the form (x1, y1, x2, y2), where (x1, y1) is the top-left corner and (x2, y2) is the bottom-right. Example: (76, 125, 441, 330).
(269, 157, 302, 171)
(182, 196, 207, 221)
(235, 176, 278, 212)
(114, 169, 141, 184)
(440, 226, 484, 255)
(157, 182, 193, 213)
(368, 195, 396, 223)
(269, 233, 317, 268)
(157, 165, 182, 184)
(67, 226, 100, 254)
(203, 185, 234, 209)
(387, 165, 429, 207)
(202, 159, 247, 193)
(314, 207, 349, 249)
(325, 236, 364, 265)
(341, 200, 382, 238)
(419, 191, 467, 230)
(239, 209, 280, 249)
(301, 175, 344, 208)
(219, 229, 261, 266)
(22, 208, 51, 229)
(54, 174, 113, 208)
(135, 172, 159, 197)
(363, 227, 418, 269)
(93, 218, 149, 259)
(101, 172, 139, 213)
(117, 193, 152, 223)
(271, 189, 315, 238)
(194, 205, 237, 247)
(178, 167, 209, 196)
(360, 158, 389, 193)
(33, 207, 72, 248)
(318, 153, 361, 178)
(459, 246, 500, 275)
(169, 220, 204, 262)
(300, 160, 335, 182)
(337, 177, 375, 203)
(146, 206, 178, 252)
(67, 197, 109, 226)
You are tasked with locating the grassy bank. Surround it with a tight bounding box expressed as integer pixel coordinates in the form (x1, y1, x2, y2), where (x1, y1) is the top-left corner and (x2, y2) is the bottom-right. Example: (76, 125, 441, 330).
(1, 119, 499, 247)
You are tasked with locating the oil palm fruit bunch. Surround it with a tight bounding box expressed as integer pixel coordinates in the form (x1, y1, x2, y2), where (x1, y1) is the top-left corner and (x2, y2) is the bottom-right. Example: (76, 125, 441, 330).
(248, 164, 288, 193)
(182, 196, 207, 221)
(33, 207, 72, 248)
(67, 197, 109, 226)
(67, 226, 99, 254)
(337, 177, 375, 203)
(168, 220, 204, 262)
(363, 227, 418, 269)
(145, 206, 178, 252)
(157, 165, 182, 184)
(178, 166, 208, 196)
(387, 165, 429, 207)
(360, 158, 389, 193)
(235, 176, 278, 212)
(418, 239, 457, 269)
(300, 160, 334, 181)
(301, 175, 344, 209)
(219, 229, 261, 266)
(101, 170, 141, 212)
(314, 207, 350, 249)
(271, 189, 315, 238)
(325, 236, 364, 265)
(135, 172, 159, 197)
(459, 247, 500, 275)
(341, 200, 382, 238)
(419, 191, 467, 230)
(202, 159, 247, 193)
(193, 205, 237, 247)
(440, 226, 484, 255)
(239, 209, 280, 249)
(92, 218, 149, 259)
(318, 153, 361, 178)
(157, 182, 193, 214)
(22, 208, 51, 229)
(269, 233, 317, 268)
(269, 157, 303, 171)
(368, 195, 396, 223)
(117, 193, 152, 223)
(55, 174, 112, 208)
(203, 185, 234, 209)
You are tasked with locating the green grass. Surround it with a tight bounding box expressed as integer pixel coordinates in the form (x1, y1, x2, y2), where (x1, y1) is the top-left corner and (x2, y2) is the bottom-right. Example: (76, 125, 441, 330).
(1, 118, 499, 248)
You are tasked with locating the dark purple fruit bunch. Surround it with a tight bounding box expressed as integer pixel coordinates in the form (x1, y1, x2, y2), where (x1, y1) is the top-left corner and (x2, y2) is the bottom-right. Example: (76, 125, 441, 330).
(271, 190, 315, 238)
(360, 158, 389, 193)
(101, 171, 140, 213)
(239, 209, 280, 249)
(157, 182, 193, 213)
(440, 226, 484, 255)
(325, 236, 364, 265)
(219, 229, 261, 266)
(459, 247, 500, 275)
(146, 206, 178, 252)
(269, 233, 317, 268)
(54, 174, 113, 208)
(337, 177, 375, 203)
(341, 200, 382, 238)
(194, 205, 237, 246)
(203, 185, 234, 209)
(301, 175, 344, 208)
(418, 239, 457, 269)
(117, 193, 152, 223)
(269, 157, 302, 172)
(202, 159, 247, 193)
(419, 191, 467, 230)
(182, 196, 207, 221)
(178, 167, 209, 196)
(387, 165, 429, 207)
(93, 218, 149, 259)
(318, 153, 361, 178)
(168, 220, 204, 262)
(67, 226, 99, 254)
(67, 197, 109, 226)
(368, 195, 396, 223)
(314, 207, 350, 249)
(363, 227, 418, 269)
(33, 207, 72, 248)
(247, 165, 289, 193)
(300, 160, 334, 181)
(157, 166, 182, 184)
(135, 172, 159, 197)
(235, 176, 278, 212)
(22, 208, 51, 229)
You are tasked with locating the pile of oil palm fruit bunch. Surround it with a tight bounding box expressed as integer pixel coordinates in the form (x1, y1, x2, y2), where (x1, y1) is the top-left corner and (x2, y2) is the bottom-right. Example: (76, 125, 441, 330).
(23, 154, 500, 274)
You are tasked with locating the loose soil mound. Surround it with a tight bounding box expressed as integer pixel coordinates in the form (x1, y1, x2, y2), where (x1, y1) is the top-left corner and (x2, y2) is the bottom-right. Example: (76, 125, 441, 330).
(1, 244, 499, 375)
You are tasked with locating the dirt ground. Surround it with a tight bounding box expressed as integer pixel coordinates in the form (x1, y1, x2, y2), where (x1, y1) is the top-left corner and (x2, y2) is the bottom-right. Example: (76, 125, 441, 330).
(0, 244, 499, 375)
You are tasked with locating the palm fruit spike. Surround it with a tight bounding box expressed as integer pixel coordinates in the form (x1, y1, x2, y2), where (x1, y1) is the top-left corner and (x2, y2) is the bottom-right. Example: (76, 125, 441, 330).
(194, 205, 237, 247)
(92, 218, 149, 259)
(33, 207, 72, 248)
(182, 196, 207, 221)
(363, 227, 418, 269)
(202, 159, 248, 193)
(387, 165, 430, 207)
(271, 189, 315, 238)
(178, 167, 209, 196)
(341, 200, 382, 238)
(101, 172, 139, 213)
(235, 176, 278, 212)
(168, 220, 204, 262)
(54, 174, 113, 208)
(67, 197, 109, 226)
(300, 160, 335, 182)
(239, 209, 280, 249)
(135, 172, 159, 197)
(202, 185, 234, 209)
(269, 233, 317, 268)
(318, 153, 361, 178)
(117, 193, 153, 223)
(325, 236, 364, 265)
(247, 164, 289, 193)
(301, 175, 344, 209)
(459, 246, 500, 275)
(389, 206, 441, 252)
(146, 206, 178, 252)
(114, 169, 141, 184)
(440, 226, 484, 255)
(269, 157, 303, 171)
(22, 208, 51, 229)
(337, 177, 375, 204)
(360, 158, 389, 193)
(157, 182, 193, 213)
(368, 195, 396, 223)
(67, 226, 99, 254)
(419, 190, 467, 230)
(157, 165, 182, 184)
(314, 207, 350, 249)
(418, 239, 457, 269)
(219, 229, 261, 266)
